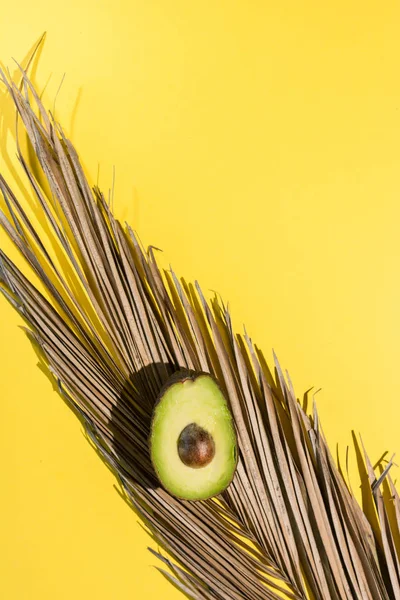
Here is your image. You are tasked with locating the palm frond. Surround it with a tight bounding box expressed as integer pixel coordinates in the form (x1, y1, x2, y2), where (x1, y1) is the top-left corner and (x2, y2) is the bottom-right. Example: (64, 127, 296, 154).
(0, 67, 399, 600)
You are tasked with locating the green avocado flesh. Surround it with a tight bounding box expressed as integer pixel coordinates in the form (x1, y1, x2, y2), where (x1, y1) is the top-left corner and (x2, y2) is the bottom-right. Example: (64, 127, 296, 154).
(150, 373, 237, 501)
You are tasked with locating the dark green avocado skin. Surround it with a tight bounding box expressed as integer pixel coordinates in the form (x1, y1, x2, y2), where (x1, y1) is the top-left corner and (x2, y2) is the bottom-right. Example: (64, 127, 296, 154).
(156, 368, 199, 398)
(149, 369, 238, 501)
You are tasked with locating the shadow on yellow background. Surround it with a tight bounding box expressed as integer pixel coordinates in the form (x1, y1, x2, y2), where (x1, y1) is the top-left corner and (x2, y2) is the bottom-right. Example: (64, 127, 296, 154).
(1, 3, 400, 599)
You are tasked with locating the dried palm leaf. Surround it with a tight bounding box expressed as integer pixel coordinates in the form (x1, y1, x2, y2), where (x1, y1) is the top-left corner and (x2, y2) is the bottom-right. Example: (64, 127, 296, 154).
(0, 65, 399, 600)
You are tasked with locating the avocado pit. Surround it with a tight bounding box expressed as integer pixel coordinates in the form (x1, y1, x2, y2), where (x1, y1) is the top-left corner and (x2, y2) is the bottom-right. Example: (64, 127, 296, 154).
(178, 423, 215, 468)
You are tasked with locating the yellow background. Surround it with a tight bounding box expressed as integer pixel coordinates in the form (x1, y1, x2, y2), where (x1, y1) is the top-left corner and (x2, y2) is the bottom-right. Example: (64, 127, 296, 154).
(1, 2, 400, 598)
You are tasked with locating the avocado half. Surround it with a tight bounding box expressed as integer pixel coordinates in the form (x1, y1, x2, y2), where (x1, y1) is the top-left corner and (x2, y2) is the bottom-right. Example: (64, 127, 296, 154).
(150, 370, 237, 501)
